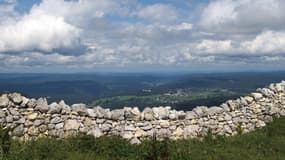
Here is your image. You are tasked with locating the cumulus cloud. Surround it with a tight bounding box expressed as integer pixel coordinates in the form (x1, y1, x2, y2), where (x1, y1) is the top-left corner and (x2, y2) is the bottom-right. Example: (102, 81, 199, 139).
(160, 23, 193, 31)
(0, 0, 16, 3)
(195, 40, 233, 54)
(0, 0, 285, 72)
(0, 0, 137, 53)
(241, 31, 285, 54)
(137, 4, 178, 22)
(199, 0, 285, 33)
(30, 0, 135, 27)
(0, 14, 80, 52)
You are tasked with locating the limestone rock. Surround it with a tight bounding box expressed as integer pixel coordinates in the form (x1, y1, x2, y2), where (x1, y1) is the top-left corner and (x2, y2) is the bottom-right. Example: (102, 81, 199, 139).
(9, 108, 20, 116)
(101, 123, 112, 132)
(103, 109, 112, 119)
(33, 119, 44, 126)
(251, 93, 263, 101)
(28, 126, 39, 136)
(26, 98, 37, 108)
(0, 94, 9, 108)
(208, 106, 223, 116)
(130, 137, 141, 144)
(20, 96, 30, 107)
(221, 103, 231, 112)
(71, 104, 87, 116)
(140, 122, 152, 131)
(177, 111, 186, 119)
(244, 96, 254, 103)
(275, 84, 283, 92)
(27, 113, 38, 120)
(153, 107, 170, 120)
(87, 108, 96, 118)
(269, 106, 280, 115)
(125, 107, 141, 121)
(124, 125, 136, 131)
(59, 100, 71, 114)
(64, 119, 80, 131)
(142, 107, 154, 120)
(193, 106, 208, 117)
(239, 97, 248, 106)
(264, 115, 273, 123)
(223, 125, 232, 134)
(50, 117, 63, 124)
(13, 124, 25, 136)
(156, 128, 171, 138)
(159, 120, 170, 128)
(6, 115, 13, 123)
(227, 100, 239, 110)
(35, 98, 49, 113)
(135, 128, 147, 138)
(93, 106, 105, 118)
(122, 131, 134, 139)
(256, 120, 266, 128)
(55, 123, 64, 130)
(168, 111, 177, 120)
(0, 110, 5, 118)
(257, 88, 275, 97)
(15, 117, 25, 124)
(48, 102, 62, 114)
(111, 109, 125, 120)
(9, 93, 23, 104)
(87, 127, 103, 138)
(184, 125, 199, 138)
(280, 110, 285, 116)
(224, 113, 232, 121)
(173, 127, 184, 137)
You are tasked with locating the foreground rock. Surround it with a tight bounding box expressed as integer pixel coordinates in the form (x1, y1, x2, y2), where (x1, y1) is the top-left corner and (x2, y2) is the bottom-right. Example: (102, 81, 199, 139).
(0, 81, 284, 143)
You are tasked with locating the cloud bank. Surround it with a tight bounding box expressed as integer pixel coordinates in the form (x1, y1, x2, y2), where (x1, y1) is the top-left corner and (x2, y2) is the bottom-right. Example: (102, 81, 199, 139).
(0, 0, 285, 72)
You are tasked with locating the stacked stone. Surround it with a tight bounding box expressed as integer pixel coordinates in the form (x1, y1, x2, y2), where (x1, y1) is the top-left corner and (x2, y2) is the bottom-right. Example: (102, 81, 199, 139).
(0, 81, 285, 144)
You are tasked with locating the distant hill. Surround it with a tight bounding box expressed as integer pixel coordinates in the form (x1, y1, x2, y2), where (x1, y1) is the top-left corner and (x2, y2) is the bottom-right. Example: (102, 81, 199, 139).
(1, 72, 285, 110)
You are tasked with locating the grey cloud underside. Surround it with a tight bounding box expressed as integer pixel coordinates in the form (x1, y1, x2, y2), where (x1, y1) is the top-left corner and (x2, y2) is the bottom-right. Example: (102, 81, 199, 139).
(0, 0, 285, 72)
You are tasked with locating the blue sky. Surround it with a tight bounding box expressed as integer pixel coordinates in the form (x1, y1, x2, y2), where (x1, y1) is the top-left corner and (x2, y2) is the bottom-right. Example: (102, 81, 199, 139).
(0, 0, 285, 73)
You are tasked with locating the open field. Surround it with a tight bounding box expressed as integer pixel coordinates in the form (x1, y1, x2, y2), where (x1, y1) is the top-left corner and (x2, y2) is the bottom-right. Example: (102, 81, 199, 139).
(91, 88, 241, 110)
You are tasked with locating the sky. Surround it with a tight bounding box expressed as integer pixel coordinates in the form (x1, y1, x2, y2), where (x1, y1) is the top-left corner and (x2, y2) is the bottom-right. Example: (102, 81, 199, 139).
(0, 0, 285, 73)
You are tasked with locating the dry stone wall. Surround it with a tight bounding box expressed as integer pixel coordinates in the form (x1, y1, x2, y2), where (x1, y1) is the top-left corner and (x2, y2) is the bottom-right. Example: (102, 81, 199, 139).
(1, 81, 285, 144)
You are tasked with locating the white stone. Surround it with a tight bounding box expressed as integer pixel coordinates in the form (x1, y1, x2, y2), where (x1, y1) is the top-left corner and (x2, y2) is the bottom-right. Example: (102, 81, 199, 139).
(185, 111, 197, 120)
(0, 94, 9, 108)
(135, 128, 147, 138)
(9, 93, 23, 104)
(48, 102, 62, 114)
(87, 127, 103, 138)
(64, 119, 80, 131)
(251, 93, 263, 101)
(87, 108, 96, 117)
(142, 107, 154, 120)
(153, 107, 169, 119)
(184, 125, 199, 138)
(71, 104, 87, 116)
(27, 113, 38, 120)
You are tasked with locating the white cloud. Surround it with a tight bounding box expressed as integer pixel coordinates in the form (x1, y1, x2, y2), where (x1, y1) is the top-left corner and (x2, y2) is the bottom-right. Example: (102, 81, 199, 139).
(137, 4, 178, 22)
(195, 40, 233, 54)
(241, 31, 285, 54)
(0, 0, 16, 3)
(0, 52, 75, 67)
(0, 14, 80, 52)
(31, 0, 134, 26)
(199, 0, 285, 32)
(160, 22, 192, 31)
(1, 0, 285, 71)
